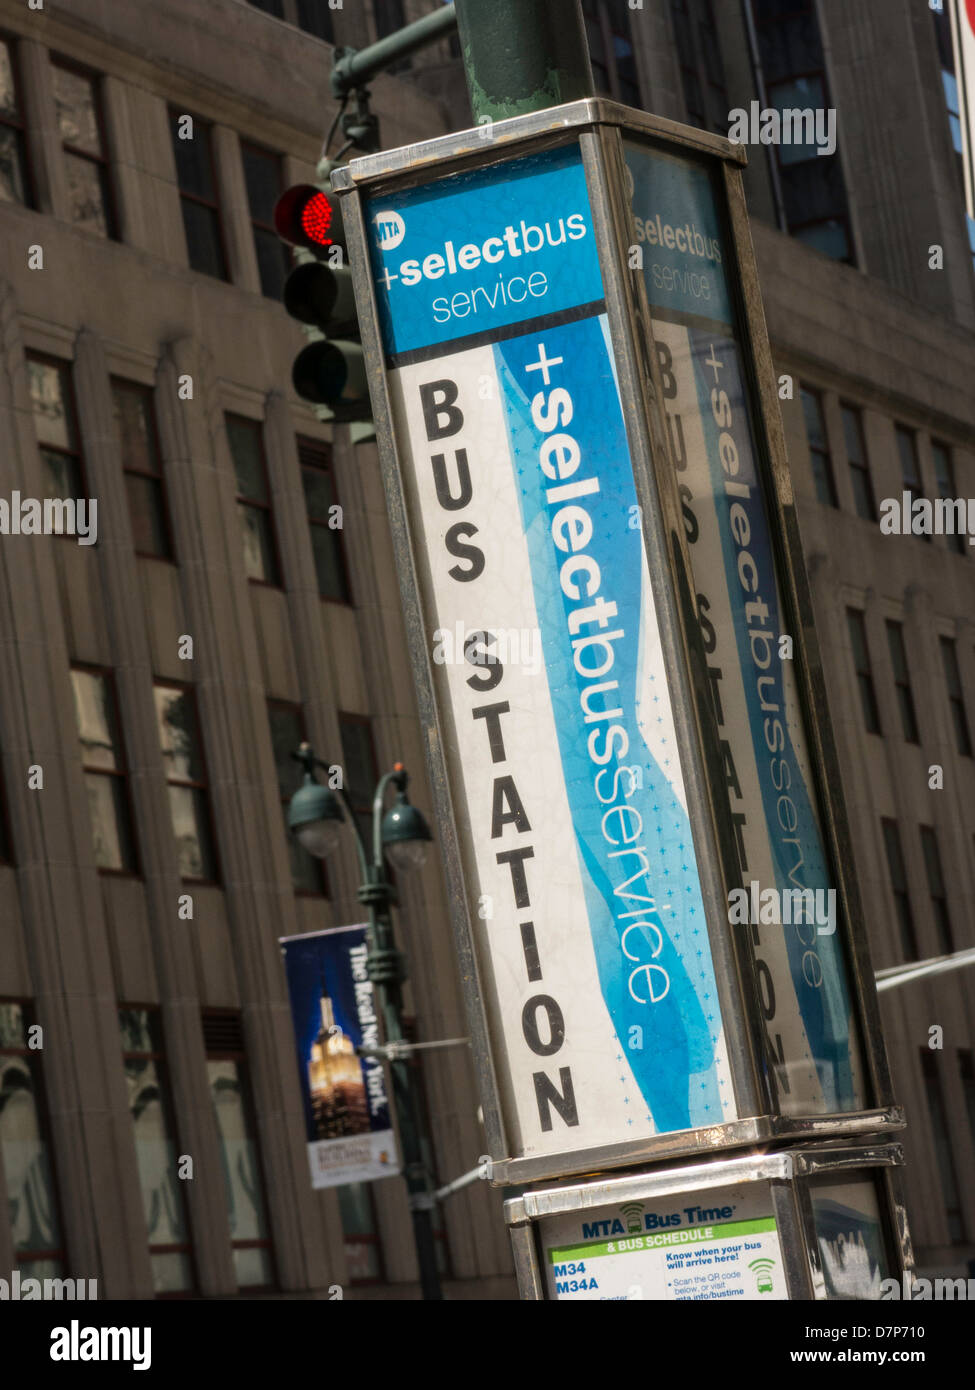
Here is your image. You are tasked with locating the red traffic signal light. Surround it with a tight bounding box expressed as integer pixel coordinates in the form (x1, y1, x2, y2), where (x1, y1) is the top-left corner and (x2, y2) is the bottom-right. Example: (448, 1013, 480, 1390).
(274, 184, 345, 252)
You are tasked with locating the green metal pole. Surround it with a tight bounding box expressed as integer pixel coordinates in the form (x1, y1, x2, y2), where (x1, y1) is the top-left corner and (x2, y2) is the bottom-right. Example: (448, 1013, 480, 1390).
(356, 776, 443, 1302)
(454, 0, 594, 124)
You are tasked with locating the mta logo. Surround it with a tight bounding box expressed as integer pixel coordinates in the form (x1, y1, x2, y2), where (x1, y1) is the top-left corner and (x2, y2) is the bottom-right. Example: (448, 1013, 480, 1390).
(373, 210, 405, 251)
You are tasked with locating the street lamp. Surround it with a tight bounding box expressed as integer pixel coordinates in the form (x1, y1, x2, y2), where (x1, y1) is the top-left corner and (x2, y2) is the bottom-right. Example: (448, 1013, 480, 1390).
(287, 742, 442, 1300)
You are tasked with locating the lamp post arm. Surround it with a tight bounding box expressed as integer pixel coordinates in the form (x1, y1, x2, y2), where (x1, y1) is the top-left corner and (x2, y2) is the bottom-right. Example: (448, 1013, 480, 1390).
(371, 769, 402, 873)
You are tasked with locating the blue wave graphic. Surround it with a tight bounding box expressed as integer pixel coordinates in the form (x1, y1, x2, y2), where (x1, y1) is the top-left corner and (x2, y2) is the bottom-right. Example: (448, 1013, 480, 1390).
(494, 317, 725, 1132)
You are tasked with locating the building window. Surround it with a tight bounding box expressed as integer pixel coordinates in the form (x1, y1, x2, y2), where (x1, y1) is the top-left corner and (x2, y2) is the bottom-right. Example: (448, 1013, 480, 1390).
(26, 354, 86, 507)
(748, 0, 854, 263)
(846, 609, 881, 735)
(920, 1050, 964, 1244)
(338, 712, 379, 849)
(111, 379, 172, 560)
(799, 386, 837, 507)
(267, 701, 328, 896)
(225, 414, 281, 585)
(298, 437, 351, 603)
(153, 682, 218, 882)
(840, 404, 875, 522)
(585, 0, 641, 107)
(895, 425, 930, 540)
(880, 819, 918, 961)
(296, 0, 336, 42)
(884, 621, 919, 744)
(249, 0, 285, 15)
(51, 60, 115, 239)
(940, 637, 972, 757)
(241, 141, 289, 300)
(70, 666, 138, 874)
(119, 1007, 196, 1293)
(919, 825, 954, 956)
(932, 442, 966, 555)
(0, 1000, 65, 1277)
(0, 36, 33, 206)
(337, 1182, 386, 1283)
(669, 0, 727, 132)
(202, 1012, 275, 1291)
(169, 110, 228, 280)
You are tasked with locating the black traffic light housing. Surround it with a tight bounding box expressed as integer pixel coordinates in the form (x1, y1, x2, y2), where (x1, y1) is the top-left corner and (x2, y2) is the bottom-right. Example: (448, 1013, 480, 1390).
(274, 172, 370, 423)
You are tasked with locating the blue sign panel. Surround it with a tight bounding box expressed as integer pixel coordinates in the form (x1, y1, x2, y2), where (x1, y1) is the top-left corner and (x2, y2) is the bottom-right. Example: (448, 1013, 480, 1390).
(625, 138, 865, 1113)
(366, 144, 605, 359)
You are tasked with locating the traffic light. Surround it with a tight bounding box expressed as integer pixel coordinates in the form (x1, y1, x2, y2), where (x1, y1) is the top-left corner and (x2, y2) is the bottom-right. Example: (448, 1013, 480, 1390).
(274, 173, 371, 423)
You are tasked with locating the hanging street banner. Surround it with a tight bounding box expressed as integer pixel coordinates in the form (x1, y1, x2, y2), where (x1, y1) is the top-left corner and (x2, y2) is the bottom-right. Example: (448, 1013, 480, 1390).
(624, 141, 866, 1115)
(280, 925, 400, 1189)
(362, 143, 738, 1164)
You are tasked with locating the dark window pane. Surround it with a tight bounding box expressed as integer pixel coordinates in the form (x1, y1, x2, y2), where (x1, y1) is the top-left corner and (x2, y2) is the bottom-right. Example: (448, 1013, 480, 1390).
(310, 525, 350, 602)
(301, 463, 335, 520)
(167, 785, 216, 880)
(113, 382, 160, 475)
(792, 218, 850, 261)
(0, 1004, 64, 1265)
(0, 40, 20, 121)
(268, 705, 304, 799)
(72, 668, 123, 770)
(208, 1059, 271, 1253)
(40, 449, 82, 503)
(27, 360, 75, 450)
(241, 145, 279, 225)
(124, 475, 168, 557)
(254, 226, 288, 299)
(933, 443, 966, 554)
(920, 1051, 964, 1243)
(847, 609, 881, 734)
(120, 1011, 194, 1292)
(249, 0, 285, 14)
(881, 819, 917, 959)
(179, 199, 226, 279)
(63, 150, 109, 237)
(226, 416, 268, 501)
(154, 687, 205, 782)
(339, 716, 378, 845)
(885, 621, 919, 744)
(52, 65, 101, 154)
(297, 0, 336, 41)
(84, 773, 136, 871)
(896, 426, 921, 491)
(0, 126, 28, 204)
(170, 114, 217, 200)
(238, 503, 278, 583)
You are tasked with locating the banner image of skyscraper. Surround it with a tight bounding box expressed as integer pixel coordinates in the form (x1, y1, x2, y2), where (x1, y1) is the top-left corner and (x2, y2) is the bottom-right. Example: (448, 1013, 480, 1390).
(280, 925, 400, 1189)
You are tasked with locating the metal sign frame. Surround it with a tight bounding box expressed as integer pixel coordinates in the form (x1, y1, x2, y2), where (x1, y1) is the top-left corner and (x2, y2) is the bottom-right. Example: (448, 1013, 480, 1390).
(505, 1141, 913, 1301)
(332, 99, 902, 1187)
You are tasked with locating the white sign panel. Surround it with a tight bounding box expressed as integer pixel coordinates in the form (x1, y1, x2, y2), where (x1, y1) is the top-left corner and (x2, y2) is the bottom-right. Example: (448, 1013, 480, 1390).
(364, 143, 738, 1163)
